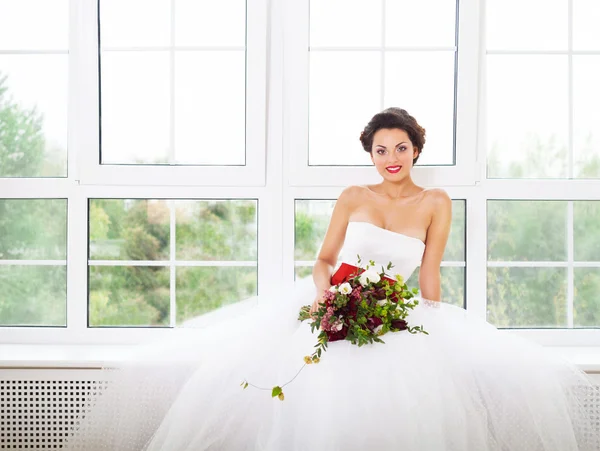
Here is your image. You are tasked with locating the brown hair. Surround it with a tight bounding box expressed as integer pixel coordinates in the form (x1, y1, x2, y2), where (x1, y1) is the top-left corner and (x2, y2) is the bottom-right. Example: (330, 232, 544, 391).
(359, 107, 426, 165)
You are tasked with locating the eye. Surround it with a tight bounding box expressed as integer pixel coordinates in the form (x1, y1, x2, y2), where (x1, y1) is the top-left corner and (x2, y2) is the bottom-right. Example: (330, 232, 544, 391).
(397, 146, 407, 152)
(376, 149, 386, 155)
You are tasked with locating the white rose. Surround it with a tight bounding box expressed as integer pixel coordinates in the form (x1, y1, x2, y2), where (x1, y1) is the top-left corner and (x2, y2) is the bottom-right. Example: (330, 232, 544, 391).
(373, 325, 383, 335)
(359, 269, 380, 286)
(376, 299, 388, 307)
(328, 286, 338, 293)
(339, 282, 352, 295)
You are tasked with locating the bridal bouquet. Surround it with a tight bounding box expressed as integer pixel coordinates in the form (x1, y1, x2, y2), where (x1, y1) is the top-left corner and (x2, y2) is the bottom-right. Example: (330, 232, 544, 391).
(242, 256, 427, 401)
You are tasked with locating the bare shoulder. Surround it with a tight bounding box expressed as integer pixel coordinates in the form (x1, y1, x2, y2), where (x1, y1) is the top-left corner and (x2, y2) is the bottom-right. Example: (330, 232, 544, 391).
(337, 185, 366, 204)
(424, 188, 451, 209)
(340, 185, 366, 197)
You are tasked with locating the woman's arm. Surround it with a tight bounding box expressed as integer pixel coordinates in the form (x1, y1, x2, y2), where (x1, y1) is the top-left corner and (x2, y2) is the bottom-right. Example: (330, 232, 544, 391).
(419, 190, 452, 301)
(312, 186, 356, 293)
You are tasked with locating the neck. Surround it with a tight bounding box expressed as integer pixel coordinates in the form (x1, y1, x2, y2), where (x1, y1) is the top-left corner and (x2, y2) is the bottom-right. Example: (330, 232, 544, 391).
(377, 178, 419, 199)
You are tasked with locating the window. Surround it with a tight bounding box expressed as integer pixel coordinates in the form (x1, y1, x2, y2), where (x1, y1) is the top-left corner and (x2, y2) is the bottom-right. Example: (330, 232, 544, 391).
(89, 199, 258, 327)
(0, 0, 68, 178)
(285, 0, 480, 186)
(0, 0, 270, 346)
(486, 0, 600, 179)
(483, 0, 600, 342)
(0, 199, 67, 326)
(0, 0, 598, 348)
(77, 0, 268, 186)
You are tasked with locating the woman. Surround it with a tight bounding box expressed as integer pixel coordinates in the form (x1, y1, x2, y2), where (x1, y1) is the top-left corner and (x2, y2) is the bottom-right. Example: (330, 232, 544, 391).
(67, 108, 598, 450)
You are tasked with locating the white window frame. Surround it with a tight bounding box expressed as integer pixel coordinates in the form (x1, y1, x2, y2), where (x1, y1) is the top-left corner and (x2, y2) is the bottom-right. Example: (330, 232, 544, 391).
(283, 0, 482, 187)
(1, 0, 599, 350)
(0, 0, 283, 345)
(74, 0, 268, 187)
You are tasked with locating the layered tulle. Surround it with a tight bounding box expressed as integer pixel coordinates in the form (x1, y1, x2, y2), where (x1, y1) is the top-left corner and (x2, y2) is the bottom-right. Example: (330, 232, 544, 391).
(65, 276, 599, 451)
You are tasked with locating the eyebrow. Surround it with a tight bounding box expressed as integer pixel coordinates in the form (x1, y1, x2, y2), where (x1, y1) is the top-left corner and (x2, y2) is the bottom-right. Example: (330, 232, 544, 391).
(375, 142, 407, 148)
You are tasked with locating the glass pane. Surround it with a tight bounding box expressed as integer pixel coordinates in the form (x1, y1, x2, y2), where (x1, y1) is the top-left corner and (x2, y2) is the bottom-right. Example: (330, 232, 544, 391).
(174, 52, 245, 165)
(487, 55, 568, 179)
(0, 199, 67, 260)
(294, 200, 336, 261)
(487, 201, 567, 261)
(574, 268, 600, 327)
(309, 52, 381, 166)
(573, 56, 600, 179)
(444, 200, 465, 261)
(0, 55, 68, 177)
(176, 266, 257, 324)
(100, 0, 170, 48)
(385, 0, 456, 47)
(0, 265, 66, 326)
(175, 0, 246, 47)
(0, 0, 68, 51)
(89, 265, 170, 327)
(385, 51, 455, 165)
(487, 267, 567, 328)
(573, 0, 600, 51)
(176, 200, 257, 261)
(486, 0, 567, 51)
(295, 266, 313, 280)
(100, 52, 170, 165)
(310, 0, 381, 48)
(405, 266, 464, 307)
(574, 201, 600, 261)
(89, 200, 170, 261)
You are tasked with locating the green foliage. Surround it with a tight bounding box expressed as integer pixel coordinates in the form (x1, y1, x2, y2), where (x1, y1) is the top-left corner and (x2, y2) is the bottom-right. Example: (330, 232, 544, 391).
(294, 201, 336, 261)
(487, 267, 567, 328)
(176, 267, 257, 324)
(574, 269, 600, 327)
(89, 203, 110, 241)
(176, 200, 257, 261)
(0, 265, 66, 325)
(0, 73, 46, 177)
(0, 199, 67, 260)
(87, 199, 258, 326)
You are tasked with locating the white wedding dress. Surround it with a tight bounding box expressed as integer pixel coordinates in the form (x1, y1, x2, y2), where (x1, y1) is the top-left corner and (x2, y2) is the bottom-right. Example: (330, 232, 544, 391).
(66, 222, 599, 450)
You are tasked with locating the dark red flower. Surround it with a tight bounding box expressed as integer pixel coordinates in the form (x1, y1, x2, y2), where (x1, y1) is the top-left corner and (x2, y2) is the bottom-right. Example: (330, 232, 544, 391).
(327, 325, 349, 342)
(391, 319, 408, 330)
(366, 316, 383, 331)
(373, 288, 386, 299)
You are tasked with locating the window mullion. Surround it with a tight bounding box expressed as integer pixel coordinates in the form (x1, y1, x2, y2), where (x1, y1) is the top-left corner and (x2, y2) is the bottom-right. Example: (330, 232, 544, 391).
(67, 187, 88, 332)
(567, 200, 574, 328)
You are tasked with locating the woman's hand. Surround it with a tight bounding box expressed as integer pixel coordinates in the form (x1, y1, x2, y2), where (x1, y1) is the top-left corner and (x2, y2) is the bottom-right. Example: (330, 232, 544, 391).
(310, 291, 328, 317)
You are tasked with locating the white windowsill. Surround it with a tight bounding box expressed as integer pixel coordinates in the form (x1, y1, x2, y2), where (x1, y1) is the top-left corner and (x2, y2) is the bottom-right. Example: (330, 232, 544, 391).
(1, 344, 600, 373)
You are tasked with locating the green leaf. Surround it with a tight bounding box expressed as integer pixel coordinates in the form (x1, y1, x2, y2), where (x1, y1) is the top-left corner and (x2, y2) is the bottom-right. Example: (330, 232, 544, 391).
(272, 386, 282, 398)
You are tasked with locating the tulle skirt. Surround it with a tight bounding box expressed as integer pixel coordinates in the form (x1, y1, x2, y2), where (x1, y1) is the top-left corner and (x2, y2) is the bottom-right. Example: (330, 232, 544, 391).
(65, 277, 599, 450)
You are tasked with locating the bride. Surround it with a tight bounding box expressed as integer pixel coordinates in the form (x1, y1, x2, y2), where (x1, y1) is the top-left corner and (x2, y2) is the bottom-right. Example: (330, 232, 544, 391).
(66, 108, 598, 450)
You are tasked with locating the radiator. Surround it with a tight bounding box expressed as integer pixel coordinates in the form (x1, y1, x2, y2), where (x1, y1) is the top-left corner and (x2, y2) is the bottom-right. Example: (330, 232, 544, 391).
(1, 369, 599, 450)
(0, 369, 106, 450)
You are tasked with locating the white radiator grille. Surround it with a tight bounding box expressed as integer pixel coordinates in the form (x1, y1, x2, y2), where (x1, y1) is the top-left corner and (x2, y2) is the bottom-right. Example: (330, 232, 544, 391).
(0, 370, 106, 450)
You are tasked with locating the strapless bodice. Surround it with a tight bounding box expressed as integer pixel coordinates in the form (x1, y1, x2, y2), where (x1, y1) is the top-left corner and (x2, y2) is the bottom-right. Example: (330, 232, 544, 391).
(338, 221, 425, 281)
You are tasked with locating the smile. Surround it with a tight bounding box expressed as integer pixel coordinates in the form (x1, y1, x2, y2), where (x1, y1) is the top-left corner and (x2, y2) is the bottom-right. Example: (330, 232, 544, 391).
(386, 166, 402, 173)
